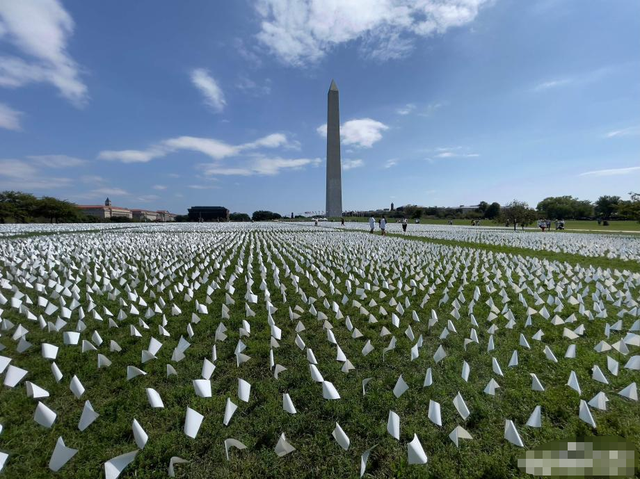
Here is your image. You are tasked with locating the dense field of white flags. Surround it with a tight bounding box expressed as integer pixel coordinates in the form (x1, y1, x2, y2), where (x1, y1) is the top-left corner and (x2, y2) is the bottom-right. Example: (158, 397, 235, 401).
(318, 221, 640, 261)
(0, 222, 638, 477)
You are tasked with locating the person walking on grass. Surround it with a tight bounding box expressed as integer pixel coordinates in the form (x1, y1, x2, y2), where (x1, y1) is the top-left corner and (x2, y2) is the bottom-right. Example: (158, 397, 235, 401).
(402, 217, 408, 234)
(380, 216, 387, 236)
(369, 216, 375, 233)
(341, 217, 345, 227)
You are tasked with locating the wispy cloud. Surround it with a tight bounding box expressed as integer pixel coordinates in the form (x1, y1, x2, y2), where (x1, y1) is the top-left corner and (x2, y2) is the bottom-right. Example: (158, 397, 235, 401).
(0, 102, 22, 130)
(93, 187, 129, 196)
(433, 146, 480, 159)
(0, 0, 88, 106)
(99, 132, 295, 164)
(532, 64, 623, 93)
(137, 194, 160, 203)
(417, 102, 446, 117)
(532, 78, 572, 92)
(190, 68, 226, 112)
(80, 175, 106, 184)
(153, 184, 167, 190)
(0, 158, 71, 189)
(384, 158, 399, 168)
(317, 118, 389, 148)
(98, 147, 168, 164)
(28, 154, 86, 167)
(343, 159, 364, 170)
(201, 156, 321, 177)
(71, 187, 130, 202)
(188, 184, 221, 189)
(236, 75, 272, 96)
(605, 126, 640, 139)
(396, 103, 416, 115)
(579, 166, 640, 177)
(233, 38, 263, 67)
(254, 0, 492, 66)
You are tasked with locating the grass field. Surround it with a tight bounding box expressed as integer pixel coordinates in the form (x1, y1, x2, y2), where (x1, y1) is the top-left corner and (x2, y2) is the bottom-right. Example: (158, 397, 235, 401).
(0, 224, 638, 478)
(327, 217, 640, 233)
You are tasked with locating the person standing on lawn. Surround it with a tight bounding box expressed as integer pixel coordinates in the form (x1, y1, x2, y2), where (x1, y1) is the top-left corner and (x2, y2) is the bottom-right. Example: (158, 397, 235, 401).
(369, 216, 375, 233)
(402, 218, 408, 234)
(380, 216, 387, 236)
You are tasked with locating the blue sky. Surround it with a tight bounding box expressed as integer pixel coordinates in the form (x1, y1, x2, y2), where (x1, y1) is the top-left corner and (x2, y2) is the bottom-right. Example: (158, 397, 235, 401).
(0, 0, 639, 216)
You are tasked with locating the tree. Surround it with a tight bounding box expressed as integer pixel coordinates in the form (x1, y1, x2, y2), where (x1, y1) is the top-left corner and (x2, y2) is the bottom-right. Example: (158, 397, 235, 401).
(0, 191, 38, 223)
(594, 196, 620, 220)
(0, 199, 16, 223)
(617, 192, 640, 222)
(230, 212, 251, 222)
(484, 202, 501, 219)
(477, 201, 489, 214)
(35, 197, 80, 223)
(536, 196, 593, 220)
(252, 210, 281, 221)
(500, 200, 537, 231)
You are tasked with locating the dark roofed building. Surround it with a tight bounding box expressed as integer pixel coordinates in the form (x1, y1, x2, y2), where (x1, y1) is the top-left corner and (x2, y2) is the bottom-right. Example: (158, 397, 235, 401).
(188, 206, 229, 222)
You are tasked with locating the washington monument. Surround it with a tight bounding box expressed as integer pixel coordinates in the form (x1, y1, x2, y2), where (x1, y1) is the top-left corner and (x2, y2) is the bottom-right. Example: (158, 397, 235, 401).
(325, 79, 343, 218)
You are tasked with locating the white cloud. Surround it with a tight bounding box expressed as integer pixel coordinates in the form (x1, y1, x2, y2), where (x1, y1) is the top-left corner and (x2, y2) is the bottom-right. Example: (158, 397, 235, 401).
(253, 157, 321, 175)
(396, 103, 416, 115)
(202, 157, 321, 177)
(0, 158, 38, 178)
(605, 126, 640, 138)
(0, 102, 22, 130)
(343, 158, 364, 170)
(255, 0, 491, 66)
(0, 158, 71, 189)
(579, 166, 640, 177)
(163, 136, 238, 160)
(191, 68, 226, 112)
(98, 148, 167, 164)
(433, 146, 479, 158)
(384, 158, 399, 168)
(93, 187, 129, 197)
(317, 118, 389, 148)
(0, 0, 87, 106)
(137, 194, 160, 202)
(28, 154, 86, 167)
(417, 102, 445, 117)
(532, 78, 572, 91)
(233, 38, 263, 66)
(240, 133, 289, 150)
(80, 175, 105, 184)
(100, 132, 294, 163)
(153, 184, 167, 190)
(199, 167, 254, 176)
(236, 75, 272, 95)
(188, 184, 222, 189)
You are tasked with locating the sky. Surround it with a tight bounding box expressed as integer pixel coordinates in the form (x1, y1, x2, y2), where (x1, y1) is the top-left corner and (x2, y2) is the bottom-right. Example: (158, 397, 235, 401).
(0, 0, 639, 216)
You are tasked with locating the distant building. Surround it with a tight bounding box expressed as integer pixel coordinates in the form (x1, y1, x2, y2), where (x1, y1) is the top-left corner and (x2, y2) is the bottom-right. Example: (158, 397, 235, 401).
(188, 206, 229, 222)
(131, 209, 159, 222)
(391, 202, 395, 211)
(78, 198, 176, 221)
(78, 198, 133, 220)
(155, 210, 177, 222)
(459, 204, 480, 213)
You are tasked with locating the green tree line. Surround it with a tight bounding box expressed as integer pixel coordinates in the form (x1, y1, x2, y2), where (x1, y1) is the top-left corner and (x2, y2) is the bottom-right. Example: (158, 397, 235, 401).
(358, 194, 640, 222)
(0, 191, 82, 224)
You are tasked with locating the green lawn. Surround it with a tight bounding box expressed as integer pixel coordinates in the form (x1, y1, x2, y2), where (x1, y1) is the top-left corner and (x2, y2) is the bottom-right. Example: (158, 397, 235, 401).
(0, 228, 638, 478)
(300, 217, 640, 234)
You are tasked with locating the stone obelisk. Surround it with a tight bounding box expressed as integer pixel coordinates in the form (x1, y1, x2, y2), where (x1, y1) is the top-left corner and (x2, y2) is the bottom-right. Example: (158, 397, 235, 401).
(325, 79, 342, 218)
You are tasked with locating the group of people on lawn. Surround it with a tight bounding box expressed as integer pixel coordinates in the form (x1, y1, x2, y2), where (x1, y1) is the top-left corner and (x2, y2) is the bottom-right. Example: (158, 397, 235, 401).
(368, 216, 408, 235)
